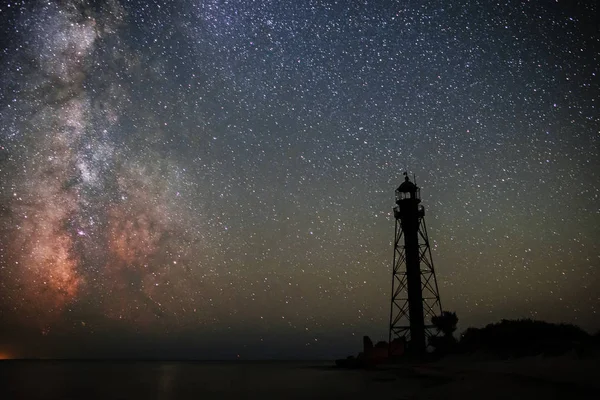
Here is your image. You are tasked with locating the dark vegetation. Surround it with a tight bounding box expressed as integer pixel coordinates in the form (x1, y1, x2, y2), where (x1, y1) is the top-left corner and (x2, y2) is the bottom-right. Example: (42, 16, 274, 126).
(429, 311, 459, 355)
(430, 316, 599, 359)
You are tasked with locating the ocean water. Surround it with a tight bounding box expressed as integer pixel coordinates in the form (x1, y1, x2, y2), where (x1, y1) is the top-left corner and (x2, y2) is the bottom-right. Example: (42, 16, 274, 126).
(0, 360, 405, 399)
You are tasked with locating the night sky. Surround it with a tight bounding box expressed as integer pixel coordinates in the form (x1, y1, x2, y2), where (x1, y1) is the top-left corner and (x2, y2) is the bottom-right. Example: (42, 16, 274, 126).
(0, 0, 598, 360)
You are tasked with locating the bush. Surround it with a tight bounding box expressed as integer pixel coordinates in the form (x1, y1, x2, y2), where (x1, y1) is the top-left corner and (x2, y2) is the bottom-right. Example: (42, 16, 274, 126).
(457, 319, 591, 358)
(429, 311, 459, 354)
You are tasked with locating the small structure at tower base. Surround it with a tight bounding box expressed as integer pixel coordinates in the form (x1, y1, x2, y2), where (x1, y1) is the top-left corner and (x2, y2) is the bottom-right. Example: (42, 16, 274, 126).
(335, 336, 405, 368)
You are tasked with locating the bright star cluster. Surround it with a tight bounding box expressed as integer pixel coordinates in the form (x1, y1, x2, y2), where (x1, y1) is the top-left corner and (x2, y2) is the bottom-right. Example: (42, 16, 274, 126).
(0, 0, 598, 359)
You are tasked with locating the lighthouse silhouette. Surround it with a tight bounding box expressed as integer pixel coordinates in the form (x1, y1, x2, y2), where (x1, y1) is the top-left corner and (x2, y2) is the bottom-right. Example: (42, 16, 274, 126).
(388, 172, 442, 355)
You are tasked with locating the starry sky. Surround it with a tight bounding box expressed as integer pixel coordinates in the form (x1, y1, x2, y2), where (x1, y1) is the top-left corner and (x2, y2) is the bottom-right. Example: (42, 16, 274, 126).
(0, 0, 598, 360)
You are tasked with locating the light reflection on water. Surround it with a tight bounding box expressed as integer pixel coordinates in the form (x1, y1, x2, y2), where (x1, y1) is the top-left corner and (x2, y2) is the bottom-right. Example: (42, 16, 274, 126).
(158, 363, 177, 399)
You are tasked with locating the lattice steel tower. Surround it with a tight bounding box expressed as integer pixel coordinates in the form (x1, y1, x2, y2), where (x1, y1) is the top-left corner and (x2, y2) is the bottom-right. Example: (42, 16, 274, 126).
(388, 173, 442, 354)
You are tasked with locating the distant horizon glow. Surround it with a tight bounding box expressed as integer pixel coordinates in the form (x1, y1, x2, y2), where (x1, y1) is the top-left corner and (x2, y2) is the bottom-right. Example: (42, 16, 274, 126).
(0, 0, 598, 359)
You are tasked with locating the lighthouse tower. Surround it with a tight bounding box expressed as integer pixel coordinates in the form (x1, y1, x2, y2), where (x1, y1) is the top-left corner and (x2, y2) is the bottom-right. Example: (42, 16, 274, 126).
(388, 173, 442, 354)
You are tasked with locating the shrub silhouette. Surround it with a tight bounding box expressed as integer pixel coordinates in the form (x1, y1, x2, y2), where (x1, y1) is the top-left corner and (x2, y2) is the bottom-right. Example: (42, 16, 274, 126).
(458, 319, 590, 358)
(429, 311, 459, 354)
(432, 311, 458, 337)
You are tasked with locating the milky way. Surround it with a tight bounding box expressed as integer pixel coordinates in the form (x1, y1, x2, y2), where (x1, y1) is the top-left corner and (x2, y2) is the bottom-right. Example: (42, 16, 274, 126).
(0, 0, 598, 358)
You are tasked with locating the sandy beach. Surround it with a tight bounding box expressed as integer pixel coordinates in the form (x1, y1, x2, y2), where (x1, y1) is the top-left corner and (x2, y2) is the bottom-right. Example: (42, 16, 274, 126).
(385, 352, 600, 400)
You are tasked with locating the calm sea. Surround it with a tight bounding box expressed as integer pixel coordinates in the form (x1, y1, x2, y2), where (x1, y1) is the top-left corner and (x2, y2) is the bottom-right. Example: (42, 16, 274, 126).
(0, 360, 405, 399)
